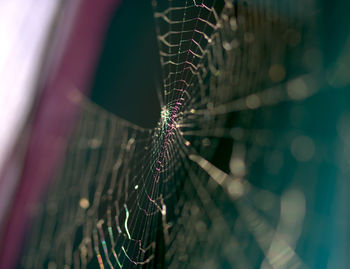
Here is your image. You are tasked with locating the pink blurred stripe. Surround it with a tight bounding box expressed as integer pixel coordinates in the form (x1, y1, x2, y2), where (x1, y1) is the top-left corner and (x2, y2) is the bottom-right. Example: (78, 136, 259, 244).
(0, 0, 121, 267)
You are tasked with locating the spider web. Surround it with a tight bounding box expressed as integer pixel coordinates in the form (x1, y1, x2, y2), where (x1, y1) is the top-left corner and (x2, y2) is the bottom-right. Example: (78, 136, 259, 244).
(21, 0, 348, 268)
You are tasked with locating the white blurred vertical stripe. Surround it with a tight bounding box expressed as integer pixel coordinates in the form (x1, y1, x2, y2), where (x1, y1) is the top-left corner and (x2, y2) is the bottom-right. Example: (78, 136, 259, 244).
(0, 0, 60, 173)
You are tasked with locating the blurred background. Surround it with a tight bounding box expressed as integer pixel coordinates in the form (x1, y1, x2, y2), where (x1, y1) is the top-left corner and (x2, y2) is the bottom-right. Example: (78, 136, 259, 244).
(0, 0, 349, 268)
